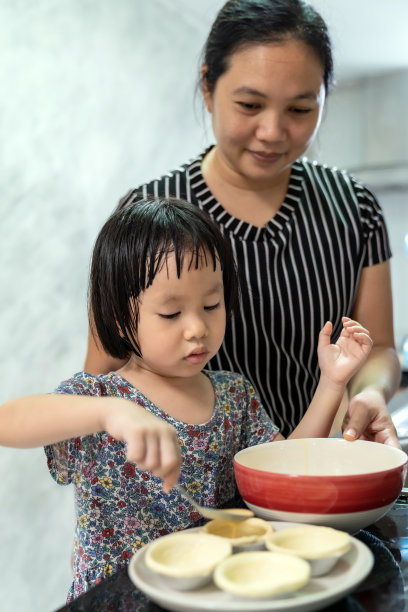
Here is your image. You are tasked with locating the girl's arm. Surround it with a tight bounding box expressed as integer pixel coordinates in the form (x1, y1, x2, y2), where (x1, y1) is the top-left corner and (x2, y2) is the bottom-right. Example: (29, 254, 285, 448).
(287, 318, 372, 440)
(0, 394, 181, 492)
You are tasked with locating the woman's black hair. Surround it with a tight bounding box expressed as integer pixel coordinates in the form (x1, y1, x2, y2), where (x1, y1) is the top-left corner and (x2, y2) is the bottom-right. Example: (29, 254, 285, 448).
(89, 195, 238, 359)
(201, 0, 334, 94)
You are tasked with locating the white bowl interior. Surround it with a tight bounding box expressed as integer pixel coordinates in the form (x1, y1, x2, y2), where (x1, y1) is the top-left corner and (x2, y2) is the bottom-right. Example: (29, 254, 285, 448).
(266, 525, 350, 558)
(265, 526, 350, 576)
(213, 551, 310, 598)
(145, 532, 232, 579)
(235, 439, 407, 476)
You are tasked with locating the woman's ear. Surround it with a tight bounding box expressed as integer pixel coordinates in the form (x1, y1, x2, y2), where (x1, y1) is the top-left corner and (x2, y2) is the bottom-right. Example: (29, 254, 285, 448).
(201, 65, 213, 113)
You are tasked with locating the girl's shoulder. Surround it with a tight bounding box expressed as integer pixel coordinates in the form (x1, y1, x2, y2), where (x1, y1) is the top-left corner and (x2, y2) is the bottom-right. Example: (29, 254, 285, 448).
(205, 369, 256, 394)
(53, 371, 136, 398)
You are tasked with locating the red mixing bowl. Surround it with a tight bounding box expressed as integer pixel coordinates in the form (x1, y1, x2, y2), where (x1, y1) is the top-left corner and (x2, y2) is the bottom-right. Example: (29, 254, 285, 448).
(234, 439, 407, 533)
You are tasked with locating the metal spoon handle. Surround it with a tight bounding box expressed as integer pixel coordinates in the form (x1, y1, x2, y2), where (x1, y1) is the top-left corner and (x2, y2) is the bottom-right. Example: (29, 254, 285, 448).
(175, 484, 253, 522)
(174, 484, 216, 518)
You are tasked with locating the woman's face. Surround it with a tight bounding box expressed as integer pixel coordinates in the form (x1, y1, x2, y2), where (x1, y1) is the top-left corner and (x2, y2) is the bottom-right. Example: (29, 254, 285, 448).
(202, 39, 326, 188)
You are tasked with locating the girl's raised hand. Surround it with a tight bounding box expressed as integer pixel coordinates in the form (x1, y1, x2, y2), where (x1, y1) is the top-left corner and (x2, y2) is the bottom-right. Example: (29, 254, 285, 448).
(104, 400, 182, 493)
(317, 317, 373, 387)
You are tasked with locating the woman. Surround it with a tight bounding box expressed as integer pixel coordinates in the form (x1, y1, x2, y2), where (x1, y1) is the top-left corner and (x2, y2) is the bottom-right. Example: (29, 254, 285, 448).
(85, 0, 400, 444)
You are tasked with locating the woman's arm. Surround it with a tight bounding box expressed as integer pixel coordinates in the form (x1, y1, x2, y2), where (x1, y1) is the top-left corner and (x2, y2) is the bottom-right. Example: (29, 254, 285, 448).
(345, 261, 401, 446)
(288, 318, 372, 439)
(0, 394, 181, 491)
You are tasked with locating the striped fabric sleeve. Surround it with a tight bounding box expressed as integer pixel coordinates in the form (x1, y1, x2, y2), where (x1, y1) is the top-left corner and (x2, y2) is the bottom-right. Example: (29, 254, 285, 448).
(353, 181, 392, 266)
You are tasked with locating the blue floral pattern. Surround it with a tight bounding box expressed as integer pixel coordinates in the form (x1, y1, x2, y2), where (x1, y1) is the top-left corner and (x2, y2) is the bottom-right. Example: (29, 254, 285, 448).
(44, 370, 279, 600)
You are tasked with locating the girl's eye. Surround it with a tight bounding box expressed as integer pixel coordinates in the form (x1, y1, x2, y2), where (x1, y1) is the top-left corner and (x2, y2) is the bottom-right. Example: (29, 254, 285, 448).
(289, 107, 313, 114)
(204, 303, 220, 311)
(159, 312, 180, 320)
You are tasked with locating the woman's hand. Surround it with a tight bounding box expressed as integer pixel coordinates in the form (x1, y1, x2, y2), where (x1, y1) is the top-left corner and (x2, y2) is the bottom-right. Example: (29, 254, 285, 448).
(317, 317, 373, 387)
(104, 400, 182, 492)
(342, 387, 400, 448)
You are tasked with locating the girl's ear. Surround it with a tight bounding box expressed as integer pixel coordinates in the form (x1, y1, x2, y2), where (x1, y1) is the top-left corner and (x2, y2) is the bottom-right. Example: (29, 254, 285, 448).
(201, 65, 213, 113)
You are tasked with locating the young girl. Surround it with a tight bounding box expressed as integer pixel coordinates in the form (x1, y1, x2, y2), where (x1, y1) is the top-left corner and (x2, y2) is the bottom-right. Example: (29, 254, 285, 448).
(0, 196, 372, 601)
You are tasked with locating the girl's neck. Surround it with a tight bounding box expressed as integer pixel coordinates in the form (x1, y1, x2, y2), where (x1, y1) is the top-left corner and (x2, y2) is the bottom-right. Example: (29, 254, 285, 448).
(201, 146, 291, 227)
(116, 361, 215, 425)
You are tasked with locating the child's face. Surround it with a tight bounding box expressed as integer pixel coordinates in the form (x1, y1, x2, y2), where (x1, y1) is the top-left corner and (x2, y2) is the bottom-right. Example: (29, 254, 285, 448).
(134, 251, 226, 378)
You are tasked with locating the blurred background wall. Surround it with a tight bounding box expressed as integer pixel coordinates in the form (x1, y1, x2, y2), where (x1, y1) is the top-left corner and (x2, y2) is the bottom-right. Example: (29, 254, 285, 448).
(1, 1, 407, 610)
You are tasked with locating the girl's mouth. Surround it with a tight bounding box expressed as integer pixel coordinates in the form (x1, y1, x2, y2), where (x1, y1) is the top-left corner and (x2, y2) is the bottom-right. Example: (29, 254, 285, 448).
(185, 350, 209, 365)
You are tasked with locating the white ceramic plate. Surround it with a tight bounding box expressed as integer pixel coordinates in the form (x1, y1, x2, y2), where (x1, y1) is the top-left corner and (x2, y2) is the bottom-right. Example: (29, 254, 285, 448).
(128, 522, 374, 612)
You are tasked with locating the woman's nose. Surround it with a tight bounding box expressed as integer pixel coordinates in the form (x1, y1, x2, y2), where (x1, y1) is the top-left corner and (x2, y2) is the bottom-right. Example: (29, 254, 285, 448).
(256, 111, 286, 142)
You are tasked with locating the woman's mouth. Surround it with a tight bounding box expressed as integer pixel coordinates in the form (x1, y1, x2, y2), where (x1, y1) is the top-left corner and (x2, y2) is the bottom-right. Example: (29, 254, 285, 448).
(249, 150, 283, 163)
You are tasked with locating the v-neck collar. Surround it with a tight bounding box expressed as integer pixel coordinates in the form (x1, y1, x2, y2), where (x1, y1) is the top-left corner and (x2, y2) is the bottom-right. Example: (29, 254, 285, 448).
(189, 148, 305, 241)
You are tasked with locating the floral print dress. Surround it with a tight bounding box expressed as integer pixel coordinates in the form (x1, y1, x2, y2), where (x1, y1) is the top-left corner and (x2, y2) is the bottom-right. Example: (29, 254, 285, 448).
(44, 370, 279, 600)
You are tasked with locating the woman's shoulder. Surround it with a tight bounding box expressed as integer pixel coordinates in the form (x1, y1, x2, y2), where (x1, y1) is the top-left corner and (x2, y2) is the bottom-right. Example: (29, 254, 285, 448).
(299, 157, 372, 189)
(296, 157, 379, 206)
(117, 149, 210, 208)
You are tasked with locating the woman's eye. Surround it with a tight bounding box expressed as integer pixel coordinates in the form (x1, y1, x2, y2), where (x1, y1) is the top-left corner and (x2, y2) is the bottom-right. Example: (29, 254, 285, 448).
(159, 312, 180, 320)
(204, 303, 220, 311)
(237, 101, 260, 111)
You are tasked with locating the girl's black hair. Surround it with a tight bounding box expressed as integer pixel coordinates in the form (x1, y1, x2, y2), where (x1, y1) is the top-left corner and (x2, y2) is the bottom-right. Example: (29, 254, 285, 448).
(89, 195, 238, 359)
(201, 0, 334, 94)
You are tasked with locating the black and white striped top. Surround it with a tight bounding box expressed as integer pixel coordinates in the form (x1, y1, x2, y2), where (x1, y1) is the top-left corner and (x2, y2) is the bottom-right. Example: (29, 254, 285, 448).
(120, 148, 392, 437)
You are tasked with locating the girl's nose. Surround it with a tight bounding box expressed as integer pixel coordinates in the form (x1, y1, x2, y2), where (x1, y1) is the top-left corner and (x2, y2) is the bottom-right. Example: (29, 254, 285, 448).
(184, 315, 208, 340)
(256, 111, 286, 142)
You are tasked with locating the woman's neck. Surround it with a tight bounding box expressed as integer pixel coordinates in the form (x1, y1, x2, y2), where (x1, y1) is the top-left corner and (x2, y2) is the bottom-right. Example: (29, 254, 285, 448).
(201, 146, 291, 227)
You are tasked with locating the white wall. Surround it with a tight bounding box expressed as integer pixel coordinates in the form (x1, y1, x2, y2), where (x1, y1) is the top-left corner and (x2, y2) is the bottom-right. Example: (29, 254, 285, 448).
(0, 0, 222, 404)
(0, 2, 221, 610)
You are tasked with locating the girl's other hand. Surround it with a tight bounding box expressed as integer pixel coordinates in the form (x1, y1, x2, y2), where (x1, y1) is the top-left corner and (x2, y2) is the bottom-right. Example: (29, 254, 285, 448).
(317, 317, 373, 387)
(104, 400, 182, 492)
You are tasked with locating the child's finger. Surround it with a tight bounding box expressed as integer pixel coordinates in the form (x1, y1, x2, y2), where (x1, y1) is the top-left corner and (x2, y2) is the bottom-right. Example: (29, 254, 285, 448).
(126, 432, 147, 464)
(318, 321, 332, 345)
(341, 317, 359, 328)
(353, 331, 373, 346)
(157, 435, 182, 492)
(161, 465, 182, 493)
(141, 432, 161, 471)
(347, 327, 372, 344)
(341, 317, 370, 333)
(346, 323, 370, 335)
(160, 434, 182, 472)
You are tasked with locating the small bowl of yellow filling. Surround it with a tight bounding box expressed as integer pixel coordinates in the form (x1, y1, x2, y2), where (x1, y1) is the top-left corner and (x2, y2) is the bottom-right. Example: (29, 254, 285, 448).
(202, 517, 274, 552)
(266, 525, 351, 576)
